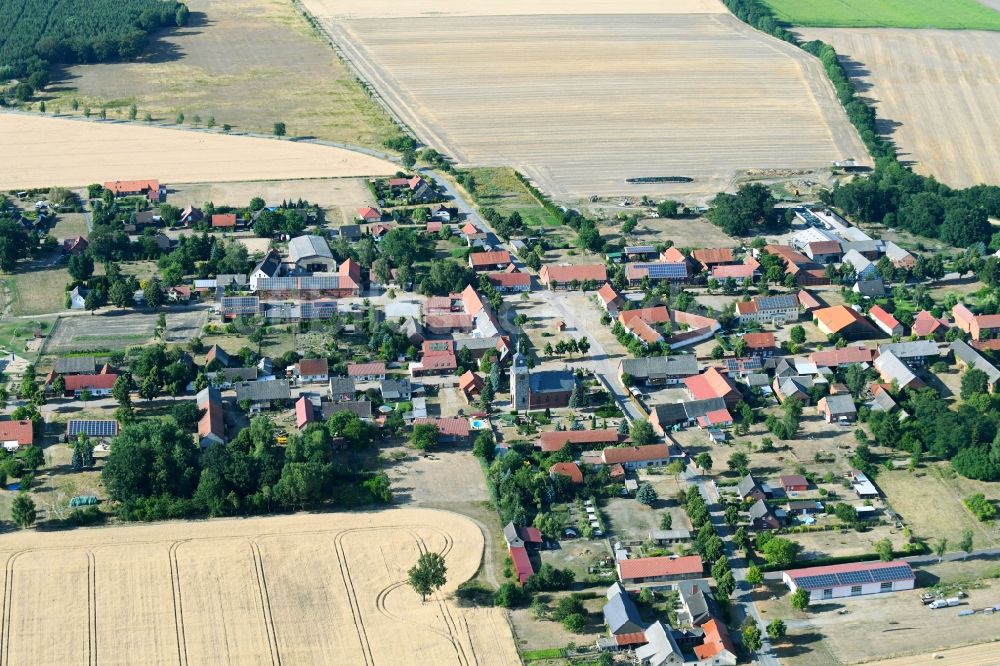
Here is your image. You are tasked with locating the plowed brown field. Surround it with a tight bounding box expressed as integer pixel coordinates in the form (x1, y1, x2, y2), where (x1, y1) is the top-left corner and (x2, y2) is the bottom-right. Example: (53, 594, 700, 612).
(0, 509, 518, 665)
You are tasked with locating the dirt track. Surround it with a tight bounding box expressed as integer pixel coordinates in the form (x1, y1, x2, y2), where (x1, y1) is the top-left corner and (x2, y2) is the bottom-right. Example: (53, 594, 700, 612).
(797, 27, 1000, 188)
(0, 508, 519, 665)
(304, 2, 870, 202)
(0, 114, 396, 190)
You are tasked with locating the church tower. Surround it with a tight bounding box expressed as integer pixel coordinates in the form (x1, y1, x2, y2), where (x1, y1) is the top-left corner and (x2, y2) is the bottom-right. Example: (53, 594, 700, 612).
(511, 349, 530, 412)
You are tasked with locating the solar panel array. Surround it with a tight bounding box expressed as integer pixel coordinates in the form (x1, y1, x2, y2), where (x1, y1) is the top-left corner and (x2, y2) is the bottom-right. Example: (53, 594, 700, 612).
(794, 565, 911, 590)
(300, 302, 339, 320)
(258, 276, 342, 291)
(633, 262, 687, 280)
(66, 420, 119, 438)
(221, 296, 259, 315)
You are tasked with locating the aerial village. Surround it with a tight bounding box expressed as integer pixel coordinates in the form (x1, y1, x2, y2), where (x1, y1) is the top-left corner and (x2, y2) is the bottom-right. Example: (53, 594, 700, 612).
(3, 171, 1000, 665)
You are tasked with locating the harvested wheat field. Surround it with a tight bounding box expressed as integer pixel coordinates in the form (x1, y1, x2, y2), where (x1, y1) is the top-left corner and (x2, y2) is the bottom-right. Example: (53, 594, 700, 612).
(0, 114, 395, 191)
(797, 28, 1000, 188)
(0, 508, 519, 666)
(50, 0, 400, 148)
(302, 0, 869, 201)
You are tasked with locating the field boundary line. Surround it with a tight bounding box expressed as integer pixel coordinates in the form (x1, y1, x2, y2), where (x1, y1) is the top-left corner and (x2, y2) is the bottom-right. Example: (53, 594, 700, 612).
(168, 541, 189, 666)
(249, 540, 282, 666)
(331, 530, 374, 666)
(0, 550, 31, 666)
(86, 549, 97, 666)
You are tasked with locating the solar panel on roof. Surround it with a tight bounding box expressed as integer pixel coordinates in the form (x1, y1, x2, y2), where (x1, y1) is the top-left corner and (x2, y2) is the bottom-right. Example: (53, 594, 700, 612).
(795, 574, 838, 589)
(645, 263, 687, 279)
(66, 420, 119, 438)
(870, 566, 911, 582)
(835, 571, 874, 586)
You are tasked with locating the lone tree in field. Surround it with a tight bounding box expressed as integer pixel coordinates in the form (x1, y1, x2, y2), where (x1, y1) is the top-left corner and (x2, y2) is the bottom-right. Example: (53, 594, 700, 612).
(273, 122, 286, 137)
(935, 537, 948, 562)
(408, 551, 447, 602)
(11, 493, 36, 529)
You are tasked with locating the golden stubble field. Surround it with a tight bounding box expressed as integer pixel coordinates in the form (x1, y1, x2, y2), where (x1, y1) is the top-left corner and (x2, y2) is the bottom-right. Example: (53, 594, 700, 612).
(797, 28, 1000, 188)
(0, 509, 519, 666)
(302, 0, 870, 201)
(0, 114, 396, 190)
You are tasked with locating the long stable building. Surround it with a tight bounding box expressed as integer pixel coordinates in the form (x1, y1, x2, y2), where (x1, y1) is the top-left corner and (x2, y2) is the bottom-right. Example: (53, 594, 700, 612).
(782, 560, 914, 602)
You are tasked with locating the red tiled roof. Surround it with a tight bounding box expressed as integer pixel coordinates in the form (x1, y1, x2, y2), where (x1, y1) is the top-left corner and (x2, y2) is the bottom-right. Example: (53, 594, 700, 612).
(461, 284, 486, 317)
(602, 444, 671, 465)
(65, 374, 118, 391)
(780, 474, 808, 488)
(691, 247, 734, 266)
(550, 462, 583, 484)
(0, 420, 33, 446)
(744, 332, 775, 349)
(912, 311, 948, 337)
(797, 289, 822, 310)
(976, 314, 1000, 329)
(509, 546, 534, 584)
(298, 358, 329, 376)
(295, 396, 315, 429)
(104, 179, 158, 194)
(712, 264, 755, 279)
(347, 362, 386, 378)
(809, 346, 873, 366)
(461, 222, 480, 235)
(694, 619, 736, 660)
(807, 240, 842, 255)
(597, 283, 622, 306)
(813, 305, 872, 334)
(684, 367, 739, 402)
(736, 301, 757, 315)
(869, 305, 900, 330)
(357, 206, 381, 221)
(661, 246, 686, 263)
(618, 555, 702, 580)
(539, 429, 620, 452)
(469, 250, 511, 267)
(211, 213, 237, 228)
(615, 632, 648, 647)
(619, 306, 670, 327)
(697, 409, 733, 427)
(418, 352, 457, 371)
(414, 417, 469, 438)
(425, 314, 473, 330)
(458, 370, 484, 393)
(540, 264, 607, 284)
(488, 271, 531, 288)
(426, 295, 453, 312)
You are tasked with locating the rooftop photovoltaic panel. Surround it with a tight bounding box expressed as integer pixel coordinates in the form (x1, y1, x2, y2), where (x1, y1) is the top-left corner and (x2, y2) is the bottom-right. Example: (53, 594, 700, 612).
(221, 296, 259, 314)
(66, 420, 119, 438)
(795, 574, 838, 589)
(836, 571, 872, 585)
(870, 566, 912, 582)
(642, 263, 688, 279)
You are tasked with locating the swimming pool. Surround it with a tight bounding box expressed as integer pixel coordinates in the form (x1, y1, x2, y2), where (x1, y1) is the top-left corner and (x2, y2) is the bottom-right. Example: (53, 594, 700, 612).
(471, 419, 488, 430)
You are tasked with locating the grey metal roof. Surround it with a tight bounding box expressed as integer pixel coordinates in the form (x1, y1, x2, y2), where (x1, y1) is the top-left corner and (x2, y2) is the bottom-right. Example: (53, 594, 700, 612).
(235, 379, 291, 402)
(879, 340, 939, 361)
(682, 397, 727, 419)
(736, 474, 760, 497)
(677, 580, 711, 626)
(822, 393, 856, 415)
(950, 340, 1000, 384)
(54, 356, 97, 374)
(502, 521, 522, 548)
(529, 370, 575, 394)
(853, 278, 886, 298)
(652, 402, 688, 425)
(842, 249, 874, 273)
(603, 583, 644, 635)
(288, 235, 333, 263)
(621, 355, 698, 380)
(870, 390, 898, 412)
(636, 622, 684, 665)
(329, 376, 356, 395)
(874, 351, 917, 387)
(380, 379, 410, 399)
(223, 367, 257, 383)
(749, 499, 773, 519)
(321, 400, 372, 419)
(338, 224, 361, 239)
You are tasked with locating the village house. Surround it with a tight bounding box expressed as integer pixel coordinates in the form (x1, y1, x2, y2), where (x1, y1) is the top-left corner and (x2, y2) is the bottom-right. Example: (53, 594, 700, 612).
(487, 270, 531, 293)
(347, 362, 386, 382)
(196, 387, 226, 448)
(539, 264, 607, 289)
(868, 305, 903, 337)
(295, 395, 316, 429)
(782, 560, 915, 601)
(234, 379, 292, 412)
(736, 474, 768, 502)
(617, 555, 703, 587)
(295, 358, 329, 384)
(683, 367, 742, 409)
(912, 310, 949, 339)
(601, 443, 675, 470)
(873, 350, 922, 392)
(211, 213, 237, 230)
(817, 394, 857, 424)
(603, 583, 644, 635)
(62, 236, 88, 255)
(742, 332, 777, 357)
(380, 379, 411, 402)
(458, 371, 484, 403)
(503, 522, 542, 584)
(328, 377, 357, 402)
(690, 248, 735, 271)
(0, 420, 34, 450)
(842, 249, 878, 280)
(813, 305, 878, 339)
(735, 294, 800, 324)
(63, 373, 117, 398)
(619, 355, 698, 386)
(749, 499, 780, 530)
(950, 340, 1000, 390)
(469, 250, 511, 272)
(626, 261, 690, 285)
(68, 286, 88, 309)
(635, 622, 684, 665)
(538, 428, 621, 452)
(357, 206, 381, 222)
(549, 462, 583, 485)
(953, 303, 1000, 341)
(780, 474, 809, 492)
(287, 234, 338, 272)
(250, 251, 283, 290)
(104, 178, 163, 203)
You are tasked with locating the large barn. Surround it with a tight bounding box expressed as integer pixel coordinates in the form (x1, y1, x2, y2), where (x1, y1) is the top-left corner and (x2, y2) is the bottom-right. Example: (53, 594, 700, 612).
(782, 560, 914, 602)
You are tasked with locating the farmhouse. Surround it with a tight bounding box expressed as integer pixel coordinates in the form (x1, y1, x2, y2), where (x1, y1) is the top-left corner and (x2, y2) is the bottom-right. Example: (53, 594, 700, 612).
(813, 306, 878, 339)
(874, 351, 922, 392)
(288, 235, 337, 272)
(539, 264, 607, 289)
(635, 622, 684, 665)
(749, 499, 780, 530)
(357, 206, 381, 222)
(104, 178, 163, 202)
(64, 373, 117, 398)
(953, 303, 1000, 341)
(538, 429, 621, 452)
(601, 444, 675, 470)
(683, 367, 742, 408)
(296, 358, 330, 384)
(619, 307, 670, 346)
(196, 387, 226, 448)
(347, 362, 386, 381)
(782, 560, 915, 601)
(597, 283, 625, 316)
(234, 380, 292, 411)
(617, 555, 703, 586)
(743, 332, 776, 357)
(550, 461, 583, 484)
(869, 305, 903, 337)
(809, 346, 873, 368)
(735, 294, 799, 324)
(842, 249, 877, 280)
(0, 420, 34, 450)
(690, 248, 734, 270)
(950, 340, 1000, 389)
(693, 619, 738, 666)
(469, 250, 511, 272)
(487, 270, 531, 292)
(250, 251, 283, 290)
(912, 310, 949, 338)
(211, 213, 237, 230)
(619, 355, 698, 386)
(736, 474, 768, 502)
(603, 582, 644, 637)
(817, 394, 857, 424)
(626, 261, 689, 285)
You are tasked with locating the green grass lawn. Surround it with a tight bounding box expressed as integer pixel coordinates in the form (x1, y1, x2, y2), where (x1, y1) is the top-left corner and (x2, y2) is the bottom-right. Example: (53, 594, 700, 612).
(463, 167, 563, 228)
(761, 0, 1000, 30)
